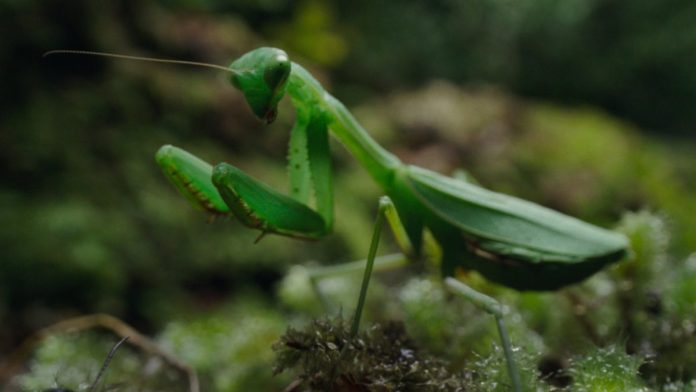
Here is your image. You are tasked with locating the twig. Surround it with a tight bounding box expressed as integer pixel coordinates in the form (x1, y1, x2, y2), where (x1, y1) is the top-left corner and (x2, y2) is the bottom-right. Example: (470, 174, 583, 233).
(0, 314, 199, 392)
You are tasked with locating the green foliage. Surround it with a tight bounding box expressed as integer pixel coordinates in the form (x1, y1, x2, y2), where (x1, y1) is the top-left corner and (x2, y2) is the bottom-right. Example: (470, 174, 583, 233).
(158, 297, 290, 391)
(667, 254, 696, 319)
(335, 0, 696, 134)
(662, 380, 696, 392)
(268, 0, 348, 66)
(613, 212, 696, 384)
(398, 278, 499, 363)
(17, 332, 188, 391)
(615, 211, 671, 283)
(568, 345, 647, 392)
(464, 348, 550, 392)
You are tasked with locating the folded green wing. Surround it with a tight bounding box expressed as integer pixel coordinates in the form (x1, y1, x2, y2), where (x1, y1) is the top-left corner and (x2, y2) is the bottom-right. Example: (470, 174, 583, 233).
(406, 165, 628, 264)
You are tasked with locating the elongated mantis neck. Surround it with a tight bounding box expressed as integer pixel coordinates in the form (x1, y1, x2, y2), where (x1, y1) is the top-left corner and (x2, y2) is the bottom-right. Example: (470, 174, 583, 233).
(287, 64, 401, 188)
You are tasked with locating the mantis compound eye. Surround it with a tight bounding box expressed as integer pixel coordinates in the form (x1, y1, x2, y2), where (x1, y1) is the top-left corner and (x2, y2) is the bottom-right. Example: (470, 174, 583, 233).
(263, 53, 290, 90)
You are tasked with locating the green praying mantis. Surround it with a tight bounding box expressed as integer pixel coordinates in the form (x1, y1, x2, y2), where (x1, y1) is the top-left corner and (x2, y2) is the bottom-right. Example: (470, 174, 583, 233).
(47, 47, 629, 391)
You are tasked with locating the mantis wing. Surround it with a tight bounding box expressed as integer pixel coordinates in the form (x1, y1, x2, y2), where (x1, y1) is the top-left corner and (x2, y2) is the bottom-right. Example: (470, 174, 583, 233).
(405, 165, 628, 264)
(404, 166, 628, 289)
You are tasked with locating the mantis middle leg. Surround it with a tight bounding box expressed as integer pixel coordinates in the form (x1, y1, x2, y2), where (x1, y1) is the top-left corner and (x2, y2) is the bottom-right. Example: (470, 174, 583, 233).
(296, 195, 415, 330)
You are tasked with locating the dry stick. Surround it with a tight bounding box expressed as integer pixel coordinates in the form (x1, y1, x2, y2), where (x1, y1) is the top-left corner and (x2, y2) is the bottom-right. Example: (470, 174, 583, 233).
(0, 314, 199, 392)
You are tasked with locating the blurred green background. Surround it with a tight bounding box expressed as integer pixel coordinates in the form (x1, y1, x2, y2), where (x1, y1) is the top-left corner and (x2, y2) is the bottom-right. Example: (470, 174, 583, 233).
(1, 0, 695, 390)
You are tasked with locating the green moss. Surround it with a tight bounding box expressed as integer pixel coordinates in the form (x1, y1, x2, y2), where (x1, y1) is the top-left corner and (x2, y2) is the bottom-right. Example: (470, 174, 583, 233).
(398, 278, 487, 362)
(464, 347, 552, 392)
(662, 379, 696, 392)
(17, 332, 187, 391)
(158, 297, 290, 391)
(569, 345, 647, 392)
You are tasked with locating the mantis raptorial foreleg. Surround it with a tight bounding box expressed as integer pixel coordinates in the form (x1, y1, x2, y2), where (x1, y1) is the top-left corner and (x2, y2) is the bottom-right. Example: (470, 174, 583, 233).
(156, 145, 230, 217)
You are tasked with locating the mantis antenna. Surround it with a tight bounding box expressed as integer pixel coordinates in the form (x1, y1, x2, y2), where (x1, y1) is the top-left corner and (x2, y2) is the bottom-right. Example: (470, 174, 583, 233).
(43, 49, 237, 74)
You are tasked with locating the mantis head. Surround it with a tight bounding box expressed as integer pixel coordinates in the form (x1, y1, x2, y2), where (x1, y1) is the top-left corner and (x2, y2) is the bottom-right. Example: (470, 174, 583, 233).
(229, 47, 291, 124)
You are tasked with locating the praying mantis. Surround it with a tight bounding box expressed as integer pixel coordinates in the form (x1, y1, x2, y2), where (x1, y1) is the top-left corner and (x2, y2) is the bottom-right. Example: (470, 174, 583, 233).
(46, 47, 629, 391)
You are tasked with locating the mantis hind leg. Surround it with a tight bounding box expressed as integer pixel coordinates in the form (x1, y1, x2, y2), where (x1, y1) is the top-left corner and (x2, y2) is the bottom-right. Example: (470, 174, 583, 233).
(444, 277, 522, 392)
